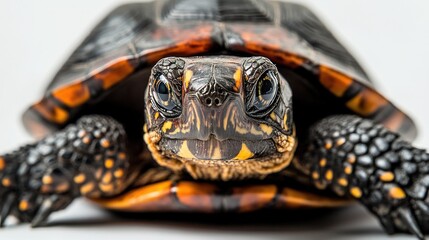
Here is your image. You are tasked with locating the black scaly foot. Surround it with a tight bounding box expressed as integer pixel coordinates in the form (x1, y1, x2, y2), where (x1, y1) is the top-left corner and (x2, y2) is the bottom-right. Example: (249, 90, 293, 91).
(0, 115, 131, 227)
(302, 115, 429, 239)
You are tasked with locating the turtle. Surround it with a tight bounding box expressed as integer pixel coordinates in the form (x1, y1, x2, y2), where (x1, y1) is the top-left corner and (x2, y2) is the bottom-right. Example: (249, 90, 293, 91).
(1, 0, 428, 239)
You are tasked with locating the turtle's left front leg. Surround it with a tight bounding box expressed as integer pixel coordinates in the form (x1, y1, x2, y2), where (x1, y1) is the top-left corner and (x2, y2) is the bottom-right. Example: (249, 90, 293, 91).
(302, 115, 429, 239)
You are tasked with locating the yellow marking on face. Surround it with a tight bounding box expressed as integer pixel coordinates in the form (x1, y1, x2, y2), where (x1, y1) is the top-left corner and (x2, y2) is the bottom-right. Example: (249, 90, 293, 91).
(250, 126, 264, 136)
(162, 121, 173, 133)
(282, 114, 288, 131)
(2, 178, 11, 187)
(184, 70, 193, 90)
(259, 124, 273, 135)
(0, 157, 5, 170)
(319, 158, 327, 167)
(380, 172, 395, 182)
(177, 141, 196, 159)
(154, 112, 160, 120)
(195, 111, 201, 132)
(80, 182, 95, 195)
(114, 169, 124, 178)
(74, 174, 86, 184)
(233, 143, 254, 160)
(344, 166, 352, 175)
(19, 200, 29, 211)
(389, 187, 406, 199)
(42, 175, 53, 185)
(143, 124, 148, 133)
(105, 159, 115, 169)
(212, 146, 222, 160)
(325, 170, 333, 181)
(233, 68, 242, 92)
(336, 138, 346, 146)
(350, 187, 362, 198)
(236, 126, 249, 135)
(223, 104, 234, 130)
(312, 171, 319, 179)
(169, 127, 181, 135)
(269, 112, 276, 122)
(338, 178, 348, 186)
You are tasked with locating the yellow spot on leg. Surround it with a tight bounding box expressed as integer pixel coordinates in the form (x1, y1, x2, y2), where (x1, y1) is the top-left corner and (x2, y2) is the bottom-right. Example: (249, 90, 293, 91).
(312, 171, 319, 179)
(233, 143, 254, 160)
(100, 138, 111, 148)
(102, 172, 112, 184)
(325, 140, 333, 150)
(99, 183, 114, 193)
(2, 178, 11, 187)
(118, 152, 127, 160)
(82, 136, 91, 144)
(177, 141, 196, 159)
(74, 174, 86, 184)
(325, 170, 333, 181)
(80, 182, 95, 195)
(42, 175, 53, 185)
(105, 159, 115, 169)
(338, 178, 348, 187)
(114, 169, 124, 178)
(184, 70, 193, 90)
(319, 158, 327, 167)
(19, 200, 29, 211)
(347, 154, 356, 163)
(389, 187, 406, 199)
(344, 166, 353, 175)
(336, 138, 346, 146)
(350, 187, 362, 198)
(380, 172, 395, 182)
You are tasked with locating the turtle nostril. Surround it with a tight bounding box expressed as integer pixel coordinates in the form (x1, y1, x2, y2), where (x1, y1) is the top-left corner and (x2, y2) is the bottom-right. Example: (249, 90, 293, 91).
(205, 98, 212, 106)
(214, 98, 221, 106)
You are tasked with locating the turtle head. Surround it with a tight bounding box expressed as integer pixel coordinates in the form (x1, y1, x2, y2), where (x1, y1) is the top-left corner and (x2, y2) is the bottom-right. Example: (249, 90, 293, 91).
(144, 56, 296, 181)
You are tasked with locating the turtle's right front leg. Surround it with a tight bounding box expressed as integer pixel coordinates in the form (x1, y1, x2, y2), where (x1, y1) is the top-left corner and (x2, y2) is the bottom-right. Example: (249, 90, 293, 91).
(0, 115, 132, 227)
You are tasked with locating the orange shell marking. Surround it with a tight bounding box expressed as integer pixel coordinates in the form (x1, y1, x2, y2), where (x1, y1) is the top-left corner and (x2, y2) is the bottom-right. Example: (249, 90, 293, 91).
(52, 82, 90, 107)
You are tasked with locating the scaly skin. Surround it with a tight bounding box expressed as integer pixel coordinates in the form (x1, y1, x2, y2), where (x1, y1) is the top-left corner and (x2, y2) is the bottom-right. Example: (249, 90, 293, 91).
(303, 115, 429, 239)
(0, 115, 131, 227)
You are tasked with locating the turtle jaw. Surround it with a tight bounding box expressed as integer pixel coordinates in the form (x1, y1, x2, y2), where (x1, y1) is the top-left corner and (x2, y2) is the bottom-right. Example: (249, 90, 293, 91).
(143, 130, 297, 181)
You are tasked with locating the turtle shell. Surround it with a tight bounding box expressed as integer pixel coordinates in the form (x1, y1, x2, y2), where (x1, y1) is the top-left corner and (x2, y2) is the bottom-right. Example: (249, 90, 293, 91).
(20, 0, 418, 210)
(23, 0, 416, 143)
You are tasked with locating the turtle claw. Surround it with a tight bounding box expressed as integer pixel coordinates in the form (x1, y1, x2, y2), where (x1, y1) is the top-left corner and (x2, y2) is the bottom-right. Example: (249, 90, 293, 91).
(398, 207, 425, 240)
(0, 193, 16, 227)
(31, 196, 55, 228)
(31, 194, 72, 228)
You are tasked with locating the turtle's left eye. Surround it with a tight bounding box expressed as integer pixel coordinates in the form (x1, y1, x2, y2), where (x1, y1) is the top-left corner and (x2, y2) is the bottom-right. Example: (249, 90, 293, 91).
(247, 70, 278, 116)
(152, 74, 181, 117)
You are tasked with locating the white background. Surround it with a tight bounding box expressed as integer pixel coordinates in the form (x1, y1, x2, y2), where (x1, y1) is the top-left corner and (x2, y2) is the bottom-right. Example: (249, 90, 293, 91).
(0, 0, 428, 239)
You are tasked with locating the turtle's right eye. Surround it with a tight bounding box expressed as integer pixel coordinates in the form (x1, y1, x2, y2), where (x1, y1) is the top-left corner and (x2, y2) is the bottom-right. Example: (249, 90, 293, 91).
(151, 74, 181, 117)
